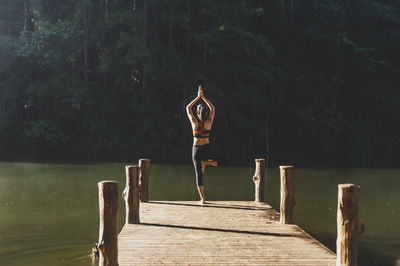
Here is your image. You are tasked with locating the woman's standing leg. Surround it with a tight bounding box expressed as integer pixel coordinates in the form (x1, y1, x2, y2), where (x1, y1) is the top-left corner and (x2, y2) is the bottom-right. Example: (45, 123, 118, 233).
(197, 186, 205, 204)
(192, 146, 205, 204)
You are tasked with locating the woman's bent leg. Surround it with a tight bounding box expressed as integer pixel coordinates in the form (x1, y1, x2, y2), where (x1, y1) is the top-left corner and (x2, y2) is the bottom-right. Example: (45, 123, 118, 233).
(202, 145, 218, 169)
(202, 160, 218, 169)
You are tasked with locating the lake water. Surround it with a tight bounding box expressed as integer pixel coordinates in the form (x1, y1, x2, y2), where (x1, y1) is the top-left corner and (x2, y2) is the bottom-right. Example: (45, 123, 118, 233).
(0, 162, 399, 265)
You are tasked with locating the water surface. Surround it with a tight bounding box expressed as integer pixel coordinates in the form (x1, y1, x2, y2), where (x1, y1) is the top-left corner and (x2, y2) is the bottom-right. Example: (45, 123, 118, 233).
(0, 163, 398, 265)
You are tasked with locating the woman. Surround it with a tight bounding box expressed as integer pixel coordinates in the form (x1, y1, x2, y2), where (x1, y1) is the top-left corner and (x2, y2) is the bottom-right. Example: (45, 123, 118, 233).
(186, 85, 218, 204)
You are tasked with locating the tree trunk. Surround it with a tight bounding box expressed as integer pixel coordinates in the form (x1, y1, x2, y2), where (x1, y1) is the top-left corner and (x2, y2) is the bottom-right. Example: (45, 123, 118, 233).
(142, 0, 147, 90)
(83, 10, 88, 82)
(97, 181, 119, 266)
(139, 159, 150, 202)
(122, 166, 140, 224)
(282, 0, 293, 17)
(8, 0, 12, 36)
(101, 0, 107, 89)
(169, 8, 173, 48)
(337, 184, 364, 266)
(253, 159, 266, 202)
(280, 165, 295, 224)
(105, 0, 109, 22)
(23, 0, 28, 30)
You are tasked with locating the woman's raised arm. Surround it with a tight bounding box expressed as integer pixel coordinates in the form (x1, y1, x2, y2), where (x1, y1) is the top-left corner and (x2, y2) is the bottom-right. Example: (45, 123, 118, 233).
(200, 88, 215, 123)
(186, 91, 201, 123)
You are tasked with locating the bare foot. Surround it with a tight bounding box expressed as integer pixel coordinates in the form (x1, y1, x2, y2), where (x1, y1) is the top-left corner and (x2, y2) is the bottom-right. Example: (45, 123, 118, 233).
(206, 160, 218, 167)
(201, 160, 218, 173)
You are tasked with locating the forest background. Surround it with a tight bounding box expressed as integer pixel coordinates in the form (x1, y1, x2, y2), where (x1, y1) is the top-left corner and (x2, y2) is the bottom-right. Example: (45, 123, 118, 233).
(0, 0, 399, 168)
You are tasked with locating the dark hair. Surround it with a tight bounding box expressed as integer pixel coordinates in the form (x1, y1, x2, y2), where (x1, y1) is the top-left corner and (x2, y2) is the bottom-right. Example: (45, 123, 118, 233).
(197, 104, 209, 121)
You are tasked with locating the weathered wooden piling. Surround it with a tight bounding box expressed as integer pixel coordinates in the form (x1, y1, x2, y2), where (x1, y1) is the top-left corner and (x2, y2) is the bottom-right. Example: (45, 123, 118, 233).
(138, 159, 150, 202)
(123, 165, 140, 224)
(280, 165, 295, 224)
(337, 184, 364, 266)
(97, 181, 119, 266)
(252, 158, 266, 202)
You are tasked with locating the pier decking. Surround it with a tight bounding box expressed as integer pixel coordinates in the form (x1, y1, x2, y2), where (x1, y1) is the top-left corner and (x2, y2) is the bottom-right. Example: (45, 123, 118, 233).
(118, 201, 336, 265)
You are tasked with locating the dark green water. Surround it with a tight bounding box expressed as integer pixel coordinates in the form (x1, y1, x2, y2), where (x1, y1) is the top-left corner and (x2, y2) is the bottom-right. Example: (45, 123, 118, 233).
(0, 162, 398, 265)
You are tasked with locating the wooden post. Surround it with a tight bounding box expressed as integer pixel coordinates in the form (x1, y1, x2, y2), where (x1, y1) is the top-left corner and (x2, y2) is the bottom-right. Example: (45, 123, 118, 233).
(279, 165, 295, 224)
(139, 158, 150, 202)
(252, 158, 266, 202)
(97, 181, 119, 266)
(337, 184, 365, 266)
(122, 165, 140, 224)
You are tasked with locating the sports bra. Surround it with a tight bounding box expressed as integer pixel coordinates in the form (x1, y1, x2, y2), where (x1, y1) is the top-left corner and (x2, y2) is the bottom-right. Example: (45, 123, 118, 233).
(193, 120, 211, 138)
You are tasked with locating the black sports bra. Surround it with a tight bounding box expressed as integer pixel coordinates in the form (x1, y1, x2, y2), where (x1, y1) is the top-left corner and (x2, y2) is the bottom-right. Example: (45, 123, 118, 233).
(193, 120, 211, 138)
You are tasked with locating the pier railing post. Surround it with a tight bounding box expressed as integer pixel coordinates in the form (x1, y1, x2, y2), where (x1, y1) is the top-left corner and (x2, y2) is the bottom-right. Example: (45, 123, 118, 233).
(337, 184, 364, 266)
(123, 165, 140, 224)
(252, 158, 266, 202)
(97, 180, 119, 266)
(279, 165, 295, 224)
(139, 159, 150, 202)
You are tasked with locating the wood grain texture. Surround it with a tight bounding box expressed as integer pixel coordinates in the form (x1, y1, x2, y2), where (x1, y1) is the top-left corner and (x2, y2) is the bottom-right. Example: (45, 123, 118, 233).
(253, 159, 265, 202)
(98, 181, 119, 266)
(337, 184, 364, 266)
(139, 159, 150, 202)
(118, 201, 336, 265)
(123, 165, 140, 224)
(280, 166, 295, 224)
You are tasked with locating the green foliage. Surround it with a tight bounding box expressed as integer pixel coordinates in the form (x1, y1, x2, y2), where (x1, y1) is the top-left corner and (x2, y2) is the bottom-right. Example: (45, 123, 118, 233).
(0, 0, 399, 167)
(22, 119, 66, 145)
(14, 20, 82, 67)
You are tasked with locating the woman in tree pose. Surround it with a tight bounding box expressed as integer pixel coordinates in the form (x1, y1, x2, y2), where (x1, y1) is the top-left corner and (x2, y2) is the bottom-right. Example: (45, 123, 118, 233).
(186, 86, 218, 204)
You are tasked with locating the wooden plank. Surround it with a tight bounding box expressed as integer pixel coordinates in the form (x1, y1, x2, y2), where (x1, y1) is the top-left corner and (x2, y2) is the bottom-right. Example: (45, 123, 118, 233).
(118, 201, 336, 265)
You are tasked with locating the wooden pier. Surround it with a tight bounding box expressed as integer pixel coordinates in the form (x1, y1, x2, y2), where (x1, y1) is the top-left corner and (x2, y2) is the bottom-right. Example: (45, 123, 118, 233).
(96, 161, 363, 265)
(118, 201, 336, 265)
